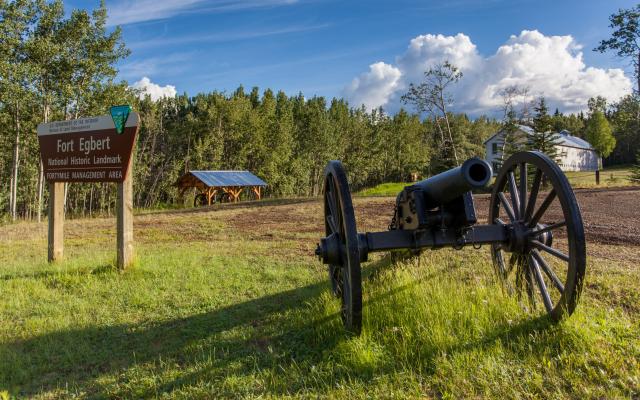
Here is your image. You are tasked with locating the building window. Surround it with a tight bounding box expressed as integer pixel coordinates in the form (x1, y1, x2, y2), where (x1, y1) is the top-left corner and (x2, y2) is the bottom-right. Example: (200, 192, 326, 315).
(492, 142, 498, 155)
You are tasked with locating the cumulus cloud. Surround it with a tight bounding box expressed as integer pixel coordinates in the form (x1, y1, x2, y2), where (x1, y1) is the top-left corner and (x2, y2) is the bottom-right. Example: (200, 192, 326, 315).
(131, 77, 177, 101)
(345, 30, 632, 115)
(344, 62, 402, 111)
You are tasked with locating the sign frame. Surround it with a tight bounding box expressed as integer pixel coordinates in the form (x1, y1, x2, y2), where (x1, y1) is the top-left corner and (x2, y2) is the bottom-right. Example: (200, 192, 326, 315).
(37, 108, 139, 269)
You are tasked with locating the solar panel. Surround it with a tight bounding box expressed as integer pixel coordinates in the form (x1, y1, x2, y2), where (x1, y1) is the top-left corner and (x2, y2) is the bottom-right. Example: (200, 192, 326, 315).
(189, 171, 267, 187)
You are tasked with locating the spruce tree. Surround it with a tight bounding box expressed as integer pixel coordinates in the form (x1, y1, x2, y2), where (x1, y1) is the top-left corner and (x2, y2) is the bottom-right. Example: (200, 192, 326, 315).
(529, 97, 561, 161)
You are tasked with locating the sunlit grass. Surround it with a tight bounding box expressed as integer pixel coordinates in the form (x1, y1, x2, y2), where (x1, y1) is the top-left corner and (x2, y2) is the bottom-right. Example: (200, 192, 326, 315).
(0, 201, 638, 398)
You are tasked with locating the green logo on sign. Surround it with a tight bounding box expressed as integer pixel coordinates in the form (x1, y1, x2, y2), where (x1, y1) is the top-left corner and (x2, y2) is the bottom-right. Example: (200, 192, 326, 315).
(110, 105, 132, 134)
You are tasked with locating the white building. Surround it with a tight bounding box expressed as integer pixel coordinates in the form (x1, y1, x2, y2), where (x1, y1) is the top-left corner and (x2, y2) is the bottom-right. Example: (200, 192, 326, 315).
(484, 125, 601, 174)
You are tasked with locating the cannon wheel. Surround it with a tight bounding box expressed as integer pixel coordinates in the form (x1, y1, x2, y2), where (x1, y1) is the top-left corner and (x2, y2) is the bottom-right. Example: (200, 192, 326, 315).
(489, 151, 586, 321)
(323, 161, 362, 334)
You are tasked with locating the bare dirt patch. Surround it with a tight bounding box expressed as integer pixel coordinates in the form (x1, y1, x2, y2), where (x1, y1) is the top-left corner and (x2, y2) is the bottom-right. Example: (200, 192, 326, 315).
(473, 188, 640, 247)
(224, 188, 640, 262)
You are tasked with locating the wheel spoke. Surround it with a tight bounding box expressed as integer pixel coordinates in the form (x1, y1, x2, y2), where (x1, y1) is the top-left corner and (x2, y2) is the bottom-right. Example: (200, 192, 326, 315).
(326, 183, 340, 232)
(531, 239, 570, 262)
(523, 255, 536, 307)
(519, 163, 527, 219)
(498, 192, 516, 222)
(529, 254, 554, 313)
(331, 265, 343, 296)
(530, 220, 566, 236)
(528, 189, 556, 228)
(524, 168, 542, 222)
(531, 249, 564, 293)
(326, 215, 339, 234)
(507, 170, 521, 219)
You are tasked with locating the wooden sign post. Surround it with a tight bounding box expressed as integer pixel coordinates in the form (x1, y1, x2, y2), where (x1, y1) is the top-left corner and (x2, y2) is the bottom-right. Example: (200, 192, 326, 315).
(37, 107, 139, 269)
(48, 182, 64, 261)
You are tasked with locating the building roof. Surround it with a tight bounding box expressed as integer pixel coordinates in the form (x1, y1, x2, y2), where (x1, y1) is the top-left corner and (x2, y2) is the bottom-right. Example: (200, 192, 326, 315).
(483, 125, 594, 150)
(182, 170, 267, 187)
(556, 130, 594, 150)
(482, 125, 533, 144)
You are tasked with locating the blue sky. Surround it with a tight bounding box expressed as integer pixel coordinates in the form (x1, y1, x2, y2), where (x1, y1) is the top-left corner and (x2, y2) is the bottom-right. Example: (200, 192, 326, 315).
(69, 0, 637, 114)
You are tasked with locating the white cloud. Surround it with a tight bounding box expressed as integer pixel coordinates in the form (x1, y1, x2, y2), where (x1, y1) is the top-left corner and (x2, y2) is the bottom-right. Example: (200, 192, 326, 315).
(345, 30, 632, 115)
(131, 77, 177, 101)
(107, 0, 299, 26)
(344, 62, 402, 111)
(127, 24, 330, 50)
(107, 0, 203, 26)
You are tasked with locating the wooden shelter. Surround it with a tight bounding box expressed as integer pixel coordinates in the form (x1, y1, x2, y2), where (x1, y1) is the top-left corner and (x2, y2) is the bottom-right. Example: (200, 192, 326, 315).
(176, 170, 267, 205)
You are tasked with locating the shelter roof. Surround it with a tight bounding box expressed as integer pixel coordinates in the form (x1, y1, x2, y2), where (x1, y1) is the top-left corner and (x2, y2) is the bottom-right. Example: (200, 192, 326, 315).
(180, 171, 267, 187)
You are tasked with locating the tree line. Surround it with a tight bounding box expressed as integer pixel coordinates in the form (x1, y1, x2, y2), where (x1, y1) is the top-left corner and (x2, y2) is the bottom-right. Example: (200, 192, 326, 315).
(1, 1, 640, 221)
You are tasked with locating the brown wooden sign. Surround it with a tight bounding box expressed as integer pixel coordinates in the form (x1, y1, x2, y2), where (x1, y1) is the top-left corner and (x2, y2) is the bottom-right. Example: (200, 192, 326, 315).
(37, 112, 139, 182)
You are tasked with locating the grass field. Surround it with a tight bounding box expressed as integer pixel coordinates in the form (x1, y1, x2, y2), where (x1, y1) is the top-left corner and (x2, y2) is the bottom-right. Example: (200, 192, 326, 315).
(0, 198, 639, 398)
(358, 166, 636, 196)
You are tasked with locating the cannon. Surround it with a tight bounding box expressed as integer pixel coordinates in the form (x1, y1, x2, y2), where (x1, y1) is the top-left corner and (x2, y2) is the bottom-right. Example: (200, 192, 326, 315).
(315, 151, 586, 334)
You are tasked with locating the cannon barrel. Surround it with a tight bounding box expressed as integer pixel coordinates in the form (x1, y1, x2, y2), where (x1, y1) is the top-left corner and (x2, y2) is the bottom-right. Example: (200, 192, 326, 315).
(412, 157, 492, 207)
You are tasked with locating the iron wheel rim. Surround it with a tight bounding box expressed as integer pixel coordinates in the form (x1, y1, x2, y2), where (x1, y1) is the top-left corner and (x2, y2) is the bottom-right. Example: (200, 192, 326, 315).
(323, 161, 363, 334)
(489, 151, 586, 320)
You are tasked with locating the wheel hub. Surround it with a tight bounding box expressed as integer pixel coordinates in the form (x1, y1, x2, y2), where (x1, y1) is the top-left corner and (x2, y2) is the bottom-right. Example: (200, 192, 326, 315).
(505, 221, 554, 255)
(316, 232, 342, 265)
(507, 221, 529, 253)
(533, 223, 553, 247)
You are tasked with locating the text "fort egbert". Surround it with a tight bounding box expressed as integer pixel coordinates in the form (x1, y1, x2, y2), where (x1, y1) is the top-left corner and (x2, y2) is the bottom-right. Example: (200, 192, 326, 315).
(57, 136, 111, 155)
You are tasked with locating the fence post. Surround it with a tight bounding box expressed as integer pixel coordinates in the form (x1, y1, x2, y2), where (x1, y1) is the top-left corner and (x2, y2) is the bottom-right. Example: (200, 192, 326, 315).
(595, 170, 600, 185)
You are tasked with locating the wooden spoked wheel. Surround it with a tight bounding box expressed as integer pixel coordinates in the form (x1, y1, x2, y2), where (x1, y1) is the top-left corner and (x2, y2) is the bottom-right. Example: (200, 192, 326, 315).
(489, 151, 586, 320)
(323, 161, 362, 334)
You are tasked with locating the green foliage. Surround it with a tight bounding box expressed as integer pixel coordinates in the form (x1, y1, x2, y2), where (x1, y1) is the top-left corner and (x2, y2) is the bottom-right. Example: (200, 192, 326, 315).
(587, 96, 608, 114)
(595, 4, 640, 93)
(529, 97, 562, 161)
(631, 150, 640, 183)
(609, 94, 640, 164)
(0, 0, 130, 219)
(585, 110, 616, 158)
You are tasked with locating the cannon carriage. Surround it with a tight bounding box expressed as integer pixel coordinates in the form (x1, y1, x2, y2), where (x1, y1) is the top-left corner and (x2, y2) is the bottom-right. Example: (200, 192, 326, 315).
(315, 151, 586, 334)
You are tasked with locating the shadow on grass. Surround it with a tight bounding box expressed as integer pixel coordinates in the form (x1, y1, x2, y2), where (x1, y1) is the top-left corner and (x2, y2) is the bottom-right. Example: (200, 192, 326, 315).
(2, 258, 567, 398)
(1, 272, 341, 397)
